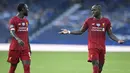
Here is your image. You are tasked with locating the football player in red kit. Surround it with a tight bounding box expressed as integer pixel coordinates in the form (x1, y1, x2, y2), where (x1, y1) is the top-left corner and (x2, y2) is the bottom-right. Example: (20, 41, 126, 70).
(59, 4, 124, 73)
(7, 3, 31, 73)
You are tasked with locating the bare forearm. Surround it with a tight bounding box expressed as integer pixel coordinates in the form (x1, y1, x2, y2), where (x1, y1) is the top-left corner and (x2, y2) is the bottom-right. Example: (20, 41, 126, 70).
(109, 33, 119, 42)
(29, 44, 31, 53)
(28, 38, 31, 53)
(59, 28, 86, 35)
(10, 30, 19, 40)
(70, 31, 83, 35)
(10, 30, 24, 46)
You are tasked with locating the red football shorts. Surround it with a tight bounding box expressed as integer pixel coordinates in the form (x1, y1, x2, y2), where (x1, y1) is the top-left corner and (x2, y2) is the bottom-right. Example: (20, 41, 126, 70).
(88, 48, 105, 63)
(7, 49, 31, 64)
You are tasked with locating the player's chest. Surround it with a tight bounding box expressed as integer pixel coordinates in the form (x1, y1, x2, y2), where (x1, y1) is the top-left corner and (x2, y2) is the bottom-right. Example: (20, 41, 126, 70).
(88, 20, 107, 32)
(16, 20, 29, 31)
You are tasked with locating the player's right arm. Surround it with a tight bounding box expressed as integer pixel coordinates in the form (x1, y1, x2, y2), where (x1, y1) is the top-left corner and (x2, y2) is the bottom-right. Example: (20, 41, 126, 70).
(10, 26, 24, 46)
(9, 18, 24, 46)
(59, 19, 89, 35)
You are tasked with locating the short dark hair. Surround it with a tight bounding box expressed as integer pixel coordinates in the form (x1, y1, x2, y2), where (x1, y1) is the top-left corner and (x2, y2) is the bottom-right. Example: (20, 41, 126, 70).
(92, 4, 101, 11)
(95, 4, 101, 10)
(17, 3, 25, 12)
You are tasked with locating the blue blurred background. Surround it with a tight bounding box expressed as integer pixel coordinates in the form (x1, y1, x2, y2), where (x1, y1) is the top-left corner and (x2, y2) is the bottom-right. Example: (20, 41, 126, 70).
(0, 0, 130, 45)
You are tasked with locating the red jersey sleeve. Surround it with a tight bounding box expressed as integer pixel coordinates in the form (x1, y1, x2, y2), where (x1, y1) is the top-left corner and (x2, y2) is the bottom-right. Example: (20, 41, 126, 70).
(106, 18, 112, 31)
(82, 18, 89, 30)
(9, 17, 16, 31)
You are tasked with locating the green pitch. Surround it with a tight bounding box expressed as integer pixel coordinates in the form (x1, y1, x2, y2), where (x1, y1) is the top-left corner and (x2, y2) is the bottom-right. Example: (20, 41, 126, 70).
(0, 51, 130, 73)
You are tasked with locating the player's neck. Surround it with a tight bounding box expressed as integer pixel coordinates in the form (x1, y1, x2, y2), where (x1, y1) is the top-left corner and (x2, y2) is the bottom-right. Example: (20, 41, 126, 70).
(16, 13, 24, 19)
(94, 15, 102, 20)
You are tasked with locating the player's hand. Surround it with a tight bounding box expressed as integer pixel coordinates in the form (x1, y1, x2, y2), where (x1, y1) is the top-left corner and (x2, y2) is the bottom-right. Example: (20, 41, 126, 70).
(118, 40, 124, 44)
(30, 50, 32, 55)
(16, 38, 24, 46)
(59, 29, 70, 34)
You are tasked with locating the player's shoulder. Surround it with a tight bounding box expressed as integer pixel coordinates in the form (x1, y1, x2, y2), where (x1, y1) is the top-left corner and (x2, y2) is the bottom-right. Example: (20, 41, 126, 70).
(85, 17, 94, 22)
(10, 16, 17, 20)
(9, 16, 18, 24)
(102, 17, 110, 21)
(86, 17, 94, 20)
(24, 17, 29, 22)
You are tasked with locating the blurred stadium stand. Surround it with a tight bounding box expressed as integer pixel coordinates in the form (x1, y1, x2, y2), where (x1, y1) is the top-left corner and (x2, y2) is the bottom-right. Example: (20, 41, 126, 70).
(0, 0, 130, 45)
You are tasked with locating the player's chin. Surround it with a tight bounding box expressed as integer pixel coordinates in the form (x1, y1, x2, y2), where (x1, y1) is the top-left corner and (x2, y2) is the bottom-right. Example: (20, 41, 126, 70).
(24, 13, 28, 16)
(92, 14, 96, 17)
(93, 14, 97, 17)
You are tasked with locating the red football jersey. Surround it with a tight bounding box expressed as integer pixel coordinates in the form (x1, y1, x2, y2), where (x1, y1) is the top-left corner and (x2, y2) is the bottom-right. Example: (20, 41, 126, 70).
(9, 16, 29, 50)
(83, 17, 111, 50)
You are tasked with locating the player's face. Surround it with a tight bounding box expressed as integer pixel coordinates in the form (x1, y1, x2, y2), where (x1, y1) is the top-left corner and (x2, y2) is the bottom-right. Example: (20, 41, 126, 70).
(91, 6, 100, 17)
(23, 4, 29, 16)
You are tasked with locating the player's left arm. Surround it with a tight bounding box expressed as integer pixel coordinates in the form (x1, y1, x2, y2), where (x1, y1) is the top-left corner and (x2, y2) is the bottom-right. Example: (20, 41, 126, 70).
(107, 27, 124, 44)
(26, 19, 31, 54)
(28, 38, 31, 54)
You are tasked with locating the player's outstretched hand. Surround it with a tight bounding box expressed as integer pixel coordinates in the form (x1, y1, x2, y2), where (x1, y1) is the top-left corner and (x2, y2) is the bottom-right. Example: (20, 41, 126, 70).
(16, 38, 24, 46)
(59, 29, 70, 34)
(118, 40, 124, 44)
